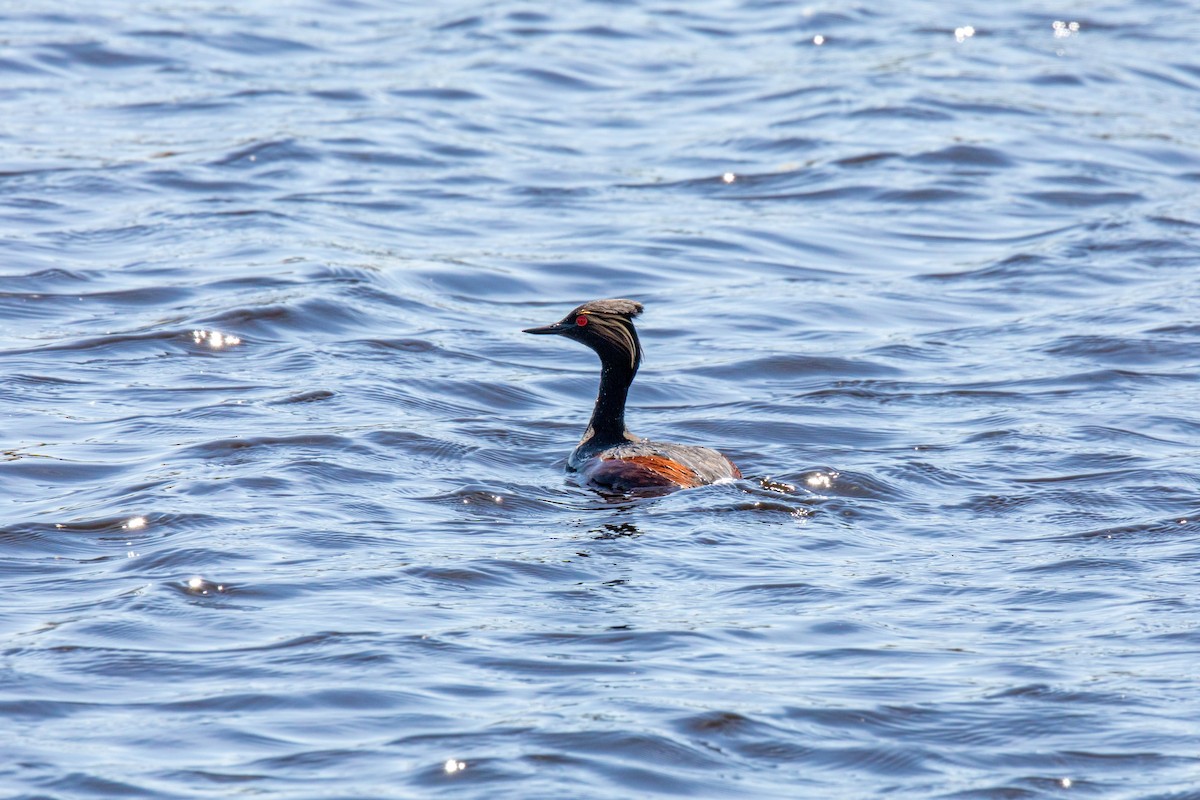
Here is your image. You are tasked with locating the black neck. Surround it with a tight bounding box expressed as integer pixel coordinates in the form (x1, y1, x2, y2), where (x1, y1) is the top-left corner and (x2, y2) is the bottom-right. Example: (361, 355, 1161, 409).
(584, 355, 636, 447)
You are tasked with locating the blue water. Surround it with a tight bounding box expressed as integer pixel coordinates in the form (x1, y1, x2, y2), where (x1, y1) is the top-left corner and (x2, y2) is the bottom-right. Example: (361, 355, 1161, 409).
(3, 1, 1200, 797)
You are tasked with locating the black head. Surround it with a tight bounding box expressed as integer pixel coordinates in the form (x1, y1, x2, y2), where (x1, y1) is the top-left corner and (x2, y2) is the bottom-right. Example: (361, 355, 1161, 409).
(523, 298, 644, 371)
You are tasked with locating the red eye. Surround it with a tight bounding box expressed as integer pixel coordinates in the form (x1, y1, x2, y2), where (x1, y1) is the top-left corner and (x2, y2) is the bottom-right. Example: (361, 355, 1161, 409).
(575, 315, 588, 326)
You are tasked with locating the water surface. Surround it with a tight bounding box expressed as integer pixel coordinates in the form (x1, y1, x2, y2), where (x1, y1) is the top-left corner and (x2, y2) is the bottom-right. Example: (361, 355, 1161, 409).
(3, 1, 1200, 797)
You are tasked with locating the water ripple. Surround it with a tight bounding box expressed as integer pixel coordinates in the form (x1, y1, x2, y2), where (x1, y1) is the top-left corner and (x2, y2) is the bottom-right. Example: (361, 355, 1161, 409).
(3, 1, 1200, 798)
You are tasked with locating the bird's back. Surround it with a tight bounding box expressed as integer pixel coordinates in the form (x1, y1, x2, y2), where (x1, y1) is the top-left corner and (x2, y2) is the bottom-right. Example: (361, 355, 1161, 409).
(573, 438, 741, 493)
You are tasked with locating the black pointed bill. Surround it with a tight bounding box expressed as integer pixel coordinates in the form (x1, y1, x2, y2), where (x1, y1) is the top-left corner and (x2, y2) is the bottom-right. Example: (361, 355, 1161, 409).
(523, 321, 572, 335)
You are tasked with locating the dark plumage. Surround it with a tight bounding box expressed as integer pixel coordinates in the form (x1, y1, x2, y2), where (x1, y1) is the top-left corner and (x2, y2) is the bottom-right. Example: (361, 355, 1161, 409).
(524, 299, 741, 493)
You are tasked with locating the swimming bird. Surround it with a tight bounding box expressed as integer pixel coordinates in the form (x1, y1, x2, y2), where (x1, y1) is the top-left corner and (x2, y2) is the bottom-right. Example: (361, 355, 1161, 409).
(524, 299, 741, 493)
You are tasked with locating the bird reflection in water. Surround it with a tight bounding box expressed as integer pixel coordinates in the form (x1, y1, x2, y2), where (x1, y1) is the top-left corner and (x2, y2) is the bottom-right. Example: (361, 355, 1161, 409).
(592, 522, 642, 540)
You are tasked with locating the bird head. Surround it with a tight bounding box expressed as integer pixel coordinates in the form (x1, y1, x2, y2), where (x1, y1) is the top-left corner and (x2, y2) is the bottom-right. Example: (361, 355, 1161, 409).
(523, 298, 644, 371)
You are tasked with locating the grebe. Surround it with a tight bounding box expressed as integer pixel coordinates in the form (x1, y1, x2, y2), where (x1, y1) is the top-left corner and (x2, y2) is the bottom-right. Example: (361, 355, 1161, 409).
(524, 299, 741, 493)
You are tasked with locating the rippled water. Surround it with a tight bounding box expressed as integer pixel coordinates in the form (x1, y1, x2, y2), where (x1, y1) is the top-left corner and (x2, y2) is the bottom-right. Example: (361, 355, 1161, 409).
(4, 1, 1200, 797)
